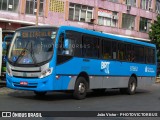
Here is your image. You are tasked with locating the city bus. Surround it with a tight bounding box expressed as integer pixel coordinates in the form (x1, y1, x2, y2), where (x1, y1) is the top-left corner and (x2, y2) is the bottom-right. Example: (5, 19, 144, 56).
(0, 30, 14, 83)
(6, 26, 156, 99)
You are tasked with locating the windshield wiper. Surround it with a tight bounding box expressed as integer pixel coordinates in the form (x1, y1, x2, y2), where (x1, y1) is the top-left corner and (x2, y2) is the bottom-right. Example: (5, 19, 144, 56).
(14, 41, 30, 65)
(30, 42, 38, 66)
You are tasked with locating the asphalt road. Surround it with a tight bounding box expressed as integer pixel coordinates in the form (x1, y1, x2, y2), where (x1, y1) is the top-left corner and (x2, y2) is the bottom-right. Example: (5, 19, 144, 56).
(0, 84, 160, 120)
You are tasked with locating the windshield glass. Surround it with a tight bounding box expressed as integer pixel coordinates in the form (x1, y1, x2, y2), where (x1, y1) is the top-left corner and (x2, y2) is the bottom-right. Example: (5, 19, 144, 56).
(8, 28, 57, 66)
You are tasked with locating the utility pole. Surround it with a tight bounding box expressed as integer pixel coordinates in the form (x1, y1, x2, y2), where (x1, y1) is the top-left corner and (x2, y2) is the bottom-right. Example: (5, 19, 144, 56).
(36, 0, 40, 26)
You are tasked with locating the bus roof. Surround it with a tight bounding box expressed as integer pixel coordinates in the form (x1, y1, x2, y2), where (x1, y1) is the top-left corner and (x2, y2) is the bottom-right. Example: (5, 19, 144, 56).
(15, 26, 155, 48)
(101, 33, 151, 42)
(15, 26, 58, 31)
(59, 26, 155, 48)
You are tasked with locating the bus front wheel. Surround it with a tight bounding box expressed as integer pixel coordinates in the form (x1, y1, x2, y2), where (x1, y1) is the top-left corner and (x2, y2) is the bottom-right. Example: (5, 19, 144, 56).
(120, 77, 137, 95)
(73, 77, 88, 100)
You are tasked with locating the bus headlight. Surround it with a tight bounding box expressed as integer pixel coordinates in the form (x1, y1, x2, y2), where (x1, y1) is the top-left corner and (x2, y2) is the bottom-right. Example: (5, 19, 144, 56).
(6, 65, 13, 77)
(39, 68, 53, 78)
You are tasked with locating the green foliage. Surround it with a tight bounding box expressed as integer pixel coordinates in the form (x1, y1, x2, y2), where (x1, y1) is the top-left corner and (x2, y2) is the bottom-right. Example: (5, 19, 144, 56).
(149, 15, 160, 61)
(149, 15, 160, 45)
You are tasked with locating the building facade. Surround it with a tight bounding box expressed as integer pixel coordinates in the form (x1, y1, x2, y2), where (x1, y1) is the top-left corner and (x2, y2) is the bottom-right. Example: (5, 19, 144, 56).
(0, 0, 159, 40)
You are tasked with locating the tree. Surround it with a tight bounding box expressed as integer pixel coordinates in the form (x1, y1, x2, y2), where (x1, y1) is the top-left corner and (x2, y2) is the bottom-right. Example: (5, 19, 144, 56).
(149, 15, 160, 61)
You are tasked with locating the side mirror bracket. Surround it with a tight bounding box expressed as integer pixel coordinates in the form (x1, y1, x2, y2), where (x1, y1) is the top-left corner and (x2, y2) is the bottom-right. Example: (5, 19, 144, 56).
(2, 42, 7, 50)
(63, 39, 69, 49)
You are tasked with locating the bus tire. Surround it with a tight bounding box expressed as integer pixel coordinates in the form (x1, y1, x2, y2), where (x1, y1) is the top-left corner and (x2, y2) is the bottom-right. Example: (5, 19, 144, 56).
(34, 91, 47, 96)
(120, 77, 137, 95)
(127, 77, 137, 95)
(73, 77, 88, 100)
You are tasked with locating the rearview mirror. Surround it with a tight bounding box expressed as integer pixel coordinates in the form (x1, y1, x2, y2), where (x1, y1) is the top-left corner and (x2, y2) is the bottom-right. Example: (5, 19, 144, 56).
(63, 39, 69, 49)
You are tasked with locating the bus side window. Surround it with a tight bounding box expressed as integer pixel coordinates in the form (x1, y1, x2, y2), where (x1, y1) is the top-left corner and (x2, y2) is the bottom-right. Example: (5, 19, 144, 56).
(82, 35, 99, 58)
(65, 30, 82, 57)
(112, 41, 117, 59)
(118, 43, 126, 61)
(150, 49, 155, 64)
(135, 45, 144, 63)
(102, 39, 112, 59)
(58, 33, 74, 56)
(145, 47, 155, 64)
(126, 44, 134, 62)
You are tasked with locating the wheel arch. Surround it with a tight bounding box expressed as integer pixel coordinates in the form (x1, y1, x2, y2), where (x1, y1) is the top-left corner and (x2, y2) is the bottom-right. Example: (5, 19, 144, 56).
(77, 71, 89, 88)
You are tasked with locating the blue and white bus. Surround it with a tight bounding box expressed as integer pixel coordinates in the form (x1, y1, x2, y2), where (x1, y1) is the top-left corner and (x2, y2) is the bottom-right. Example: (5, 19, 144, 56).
(6, 26, 156, 99)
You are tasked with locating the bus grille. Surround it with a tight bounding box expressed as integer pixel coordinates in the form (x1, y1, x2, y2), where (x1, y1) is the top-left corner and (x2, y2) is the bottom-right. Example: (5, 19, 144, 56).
(13, 76, 38, 79)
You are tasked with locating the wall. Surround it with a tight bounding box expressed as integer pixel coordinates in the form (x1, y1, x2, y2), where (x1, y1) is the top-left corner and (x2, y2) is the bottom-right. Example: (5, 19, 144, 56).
(0, 0, 158, 39)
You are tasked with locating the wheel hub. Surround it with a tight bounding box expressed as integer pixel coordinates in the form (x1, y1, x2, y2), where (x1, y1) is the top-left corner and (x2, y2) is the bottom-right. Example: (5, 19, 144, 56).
(130, 82, 136, 92)
(78, 83, 85, 94)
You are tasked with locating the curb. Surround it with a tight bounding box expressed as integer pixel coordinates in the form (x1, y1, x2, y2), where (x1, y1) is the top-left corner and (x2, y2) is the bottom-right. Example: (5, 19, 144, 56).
(0, 87, 14, 95)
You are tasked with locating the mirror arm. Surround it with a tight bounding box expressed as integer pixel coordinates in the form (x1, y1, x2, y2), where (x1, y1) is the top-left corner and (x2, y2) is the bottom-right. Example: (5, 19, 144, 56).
(62, 30, 66, 39)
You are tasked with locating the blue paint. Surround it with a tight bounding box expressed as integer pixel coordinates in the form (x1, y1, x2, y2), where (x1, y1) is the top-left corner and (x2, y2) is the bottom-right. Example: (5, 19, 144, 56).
(6, 26, 157, 92)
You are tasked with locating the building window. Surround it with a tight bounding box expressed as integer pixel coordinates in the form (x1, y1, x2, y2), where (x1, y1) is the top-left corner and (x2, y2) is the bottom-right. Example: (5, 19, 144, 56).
(125, 0, 136, 7)
(140, 0, 152, 10)
(139, 17, 151, 32)
(50, 0, 64, 13)
(156, 0, 160, 14)
(98, 9, 118, 27)
(26, 0, 44, 16)
(0, 0, 19, 12)
(108, 0, 119, 3)
(69, 3, 93, 22)
(122, 14, 135, 30)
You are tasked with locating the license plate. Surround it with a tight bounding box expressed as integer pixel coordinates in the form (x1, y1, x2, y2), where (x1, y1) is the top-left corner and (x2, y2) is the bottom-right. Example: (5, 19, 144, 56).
(20, 81, 28, 86)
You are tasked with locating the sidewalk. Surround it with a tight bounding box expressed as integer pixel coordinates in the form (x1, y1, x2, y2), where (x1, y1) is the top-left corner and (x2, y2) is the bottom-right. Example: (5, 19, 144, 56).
(0, 87, 15, 95)
(156, 77, 160, 83)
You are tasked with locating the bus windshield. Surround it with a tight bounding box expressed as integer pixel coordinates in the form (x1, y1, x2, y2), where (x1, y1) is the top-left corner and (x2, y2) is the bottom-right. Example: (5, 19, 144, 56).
(8, 28, 57, 66)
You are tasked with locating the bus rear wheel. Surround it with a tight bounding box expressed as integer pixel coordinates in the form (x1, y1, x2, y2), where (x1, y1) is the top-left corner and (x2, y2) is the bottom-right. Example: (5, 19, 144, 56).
(34, 91, 47, 96)
(73, 77, 88, 100)
(127, 77, 137, 95)
(120, 77, 137, 95)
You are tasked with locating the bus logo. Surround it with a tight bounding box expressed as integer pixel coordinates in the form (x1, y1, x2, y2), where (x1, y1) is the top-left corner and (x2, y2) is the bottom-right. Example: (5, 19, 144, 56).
(130, 66, 138, 72)
(101, 62, 110, 74)
(145, 66, 155, 73)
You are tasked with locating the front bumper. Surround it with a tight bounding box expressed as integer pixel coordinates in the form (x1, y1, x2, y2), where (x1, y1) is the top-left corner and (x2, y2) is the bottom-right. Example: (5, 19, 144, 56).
(6, 74, 54, 92)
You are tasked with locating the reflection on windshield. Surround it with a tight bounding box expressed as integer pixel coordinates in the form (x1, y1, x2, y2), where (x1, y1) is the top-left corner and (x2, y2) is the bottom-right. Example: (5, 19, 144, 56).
(8, 28, 57, 66)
